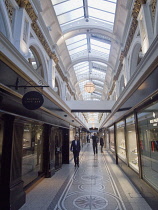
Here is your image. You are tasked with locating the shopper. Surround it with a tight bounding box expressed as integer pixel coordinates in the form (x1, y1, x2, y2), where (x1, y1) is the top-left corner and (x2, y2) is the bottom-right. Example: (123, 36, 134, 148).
(87, 134, 90, 143)
(70, 135, 81, 167)
(100, 136, 104, 153)
(92, 133, 98, 155)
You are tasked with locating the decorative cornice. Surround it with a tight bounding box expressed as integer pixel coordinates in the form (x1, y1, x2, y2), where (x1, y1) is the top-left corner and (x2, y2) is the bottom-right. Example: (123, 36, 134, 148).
(132, 0, 141, 18)
(108, 0, 142, 97)
(108, 82, 115, 100)
(115, 62, 123, 81)
(67, 84, 75, 97)
(56, 63, 66, 81)
(25, 2, 38, 22)
(139, 0, 147, 4)
(16, 0, 29, 8)
(5, 0, 14, 23)
(151, 0, 157, 20)
(50, 53, 59, 64)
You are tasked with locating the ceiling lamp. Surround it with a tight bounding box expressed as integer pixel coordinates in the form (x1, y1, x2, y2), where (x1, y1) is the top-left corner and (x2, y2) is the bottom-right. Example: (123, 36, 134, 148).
(84, 47, 95, 93)
(84, 82, 95, 93)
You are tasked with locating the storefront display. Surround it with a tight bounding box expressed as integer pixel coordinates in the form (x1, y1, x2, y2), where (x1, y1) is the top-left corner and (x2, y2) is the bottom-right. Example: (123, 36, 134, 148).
(126, 115, 139, 172)
(137, 101, 158, 191)
(22, 123, 44, 187)
(116, 120, 127, 162)
(109, 126, 115, 153)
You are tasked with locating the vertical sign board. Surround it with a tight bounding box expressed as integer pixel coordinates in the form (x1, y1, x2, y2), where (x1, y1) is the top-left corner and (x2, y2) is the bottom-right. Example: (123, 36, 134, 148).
(22, 91, 44, 110)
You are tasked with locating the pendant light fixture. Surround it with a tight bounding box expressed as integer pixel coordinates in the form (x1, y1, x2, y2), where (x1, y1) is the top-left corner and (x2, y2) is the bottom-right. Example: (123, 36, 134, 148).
(84, 48, 95, 93)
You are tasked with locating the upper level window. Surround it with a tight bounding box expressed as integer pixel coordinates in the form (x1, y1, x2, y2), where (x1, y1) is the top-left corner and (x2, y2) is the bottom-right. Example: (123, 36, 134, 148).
(28, 47, 44, 78)
(28, 47, 39, 70)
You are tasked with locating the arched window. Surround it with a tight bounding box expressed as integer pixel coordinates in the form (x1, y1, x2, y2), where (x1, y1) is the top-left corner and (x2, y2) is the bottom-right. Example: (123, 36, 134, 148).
(130, 43, 142, 77)
(28, 46, 44, 78)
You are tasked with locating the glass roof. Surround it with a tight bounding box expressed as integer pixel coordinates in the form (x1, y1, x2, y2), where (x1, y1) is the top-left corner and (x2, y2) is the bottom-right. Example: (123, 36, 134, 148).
(51, 0, 117, 124)
(51, 0, 116, 99)
(51, 0, 117, 31)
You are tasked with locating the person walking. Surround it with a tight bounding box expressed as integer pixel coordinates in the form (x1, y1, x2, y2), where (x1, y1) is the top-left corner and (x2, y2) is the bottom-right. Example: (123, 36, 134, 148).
(70, 135, 81, 167)
(100, 136, 104, 153)
(92, 133, 98, 155)
(87, 134, 90, 143)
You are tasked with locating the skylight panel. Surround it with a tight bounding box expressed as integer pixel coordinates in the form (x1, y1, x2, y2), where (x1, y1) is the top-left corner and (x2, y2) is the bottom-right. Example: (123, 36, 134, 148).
(93, 83, 103, 88)
(52, 0, 69, 5)
(92, 67, 106, 74)
(88, 0, 116, 14)
(93, 80, 104, 85)
(74, 62, 88, 70)
(53, 0, 83, 15)
(92, 34, 111, 42)
(91, 45, 110, 54)
(91, 39, 110, 50)
(93, 87, 103, 91)
(92, 61, 107, 67)
(75, 66, 88, 72)
(67, 39, 87, 51)
(92, 92, 102, 96)
(89, 8, 115, 23)
(70, 49, 88, 60)
(57, 8, 83, 25)
(76, 70, 89, 75)
(69, 45, 87, 55)
(66, 35, 86, 45)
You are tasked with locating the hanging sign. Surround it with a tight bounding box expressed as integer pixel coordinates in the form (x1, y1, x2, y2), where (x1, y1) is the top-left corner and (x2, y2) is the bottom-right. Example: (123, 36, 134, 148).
(22, 91, 44, 110)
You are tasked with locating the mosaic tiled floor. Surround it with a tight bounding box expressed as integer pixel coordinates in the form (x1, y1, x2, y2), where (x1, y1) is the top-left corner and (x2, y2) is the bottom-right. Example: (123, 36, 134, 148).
(52, 147, 131, 210)
(20, 144, 152, 210)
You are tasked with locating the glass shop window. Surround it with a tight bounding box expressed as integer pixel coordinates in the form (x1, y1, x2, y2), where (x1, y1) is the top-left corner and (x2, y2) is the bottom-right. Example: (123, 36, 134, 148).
(0, 119, 4, 178)
(116, 120, 127, 162)
(126, 115, 139, 172)
(22, 123, 43, 187)
(109, 126, 115, 153)
(137, 101, 158, 191)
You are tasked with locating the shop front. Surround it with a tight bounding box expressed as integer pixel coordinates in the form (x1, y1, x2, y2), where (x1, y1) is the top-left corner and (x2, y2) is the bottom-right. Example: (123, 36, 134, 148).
(137, 100, 158, 191)
(116, 120, 127, 163)
(22, 122, 44, 187)
(126, 115, 139, 172)
(109, 125, 115, 155)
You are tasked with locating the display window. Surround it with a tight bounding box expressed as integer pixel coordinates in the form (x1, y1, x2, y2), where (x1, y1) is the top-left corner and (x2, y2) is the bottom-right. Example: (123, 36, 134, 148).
(22, 122, 44, 187)
(109, 126, 115, 153)
(126, 115, 139, 172)
(116, 120, 127, 162)
(137, 101, 158, 191)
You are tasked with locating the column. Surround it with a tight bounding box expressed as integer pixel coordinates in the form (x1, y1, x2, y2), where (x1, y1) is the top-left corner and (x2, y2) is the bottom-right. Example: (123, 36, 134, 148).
(0, 115, 25, 209)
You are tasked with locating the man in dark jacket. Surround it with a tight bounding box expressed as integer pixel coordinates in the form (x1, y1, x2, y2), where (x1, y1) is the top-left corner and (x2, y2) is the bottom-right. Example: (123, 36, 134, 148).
(100, 136, 104, 153)
(70, 135, 81, 167)
(92, 133, 98, 155)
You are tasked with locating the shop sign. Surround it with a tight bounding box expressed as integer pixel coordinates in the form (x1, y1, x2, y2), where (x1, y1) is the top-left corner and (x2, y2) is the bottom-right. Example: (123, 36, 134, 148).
(22, 91, 44, 110)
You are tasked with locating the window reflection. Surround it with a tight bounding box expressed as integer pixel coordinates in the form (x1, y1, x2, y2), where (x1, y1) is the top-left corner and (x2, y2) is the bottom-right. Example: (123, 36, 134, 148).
(126, 115, 139, 172)
(116, 120, 127, 162)
(138, 101, 158, 191)
(22, 123, 43, 187)
(109, 126, 115, 153)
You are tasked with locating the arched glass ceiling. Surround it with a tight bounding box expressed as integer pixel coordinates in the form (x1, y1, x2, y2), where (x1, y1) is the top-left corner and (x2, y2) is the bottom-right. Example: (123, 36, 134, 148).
(51, 0, 117, 99)
(51, 0, 117, 32)
(66, 34, 111, 61)
(51, 0, 117, 125)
